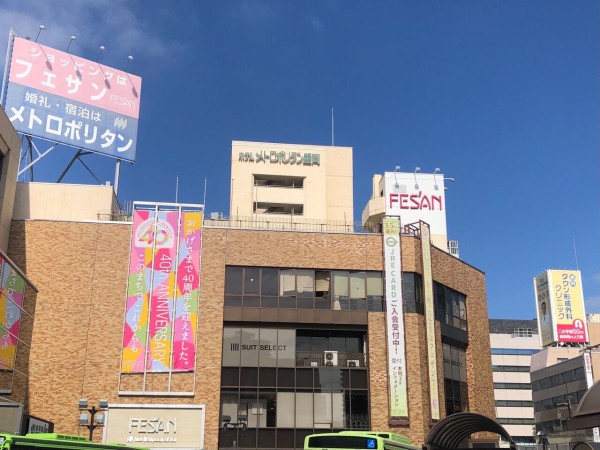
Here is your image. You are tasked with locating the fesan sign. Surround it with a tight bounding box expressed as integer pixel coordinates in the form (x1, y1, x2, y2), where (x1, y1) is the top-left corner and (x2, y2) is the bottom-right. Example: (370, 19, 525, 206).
(384, 172, 448, 239)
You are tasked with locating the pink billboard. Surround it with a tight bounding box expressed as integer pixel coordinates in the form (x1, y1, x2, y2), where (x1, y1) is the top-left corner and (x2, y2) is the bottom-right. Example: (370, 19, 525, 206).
(3, 35, 142, 161)
(121, 204, 203, 373)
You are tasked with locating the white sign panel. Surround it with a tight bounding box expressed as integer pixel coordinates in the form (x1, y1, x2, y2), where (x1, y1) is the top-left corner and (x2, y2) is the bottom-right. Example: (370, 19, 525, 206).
(383, 217, 408, 418)
(104, 404, 205, 449)
(384, 172, 447, 239)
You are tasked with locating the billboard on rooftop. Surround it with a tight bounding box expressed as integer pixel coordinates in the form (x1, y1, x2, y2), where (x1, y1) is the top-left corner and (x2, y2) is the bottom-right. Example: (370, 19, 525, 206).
(2, 34, 142, 162)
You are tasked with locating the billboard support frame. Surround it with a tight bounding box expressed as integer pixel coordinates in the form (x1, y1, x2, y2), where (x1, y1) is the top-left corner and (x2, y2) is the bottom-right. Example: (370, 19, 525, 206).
(18, 135, 57, 180)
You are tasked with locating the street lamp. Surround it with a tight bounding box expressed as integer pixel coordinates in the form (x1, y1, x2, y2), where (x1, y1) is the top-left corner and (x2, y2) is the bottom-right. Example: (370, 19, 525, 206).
(78, 399, 108, 441)
(536, 431, 548, 450)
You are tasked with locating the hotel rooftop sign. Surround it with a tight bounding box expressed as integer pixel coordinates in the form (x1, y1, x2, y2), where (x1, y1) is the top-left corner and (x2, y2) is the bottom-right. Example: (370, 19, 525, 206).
(238, 150, 320, 165)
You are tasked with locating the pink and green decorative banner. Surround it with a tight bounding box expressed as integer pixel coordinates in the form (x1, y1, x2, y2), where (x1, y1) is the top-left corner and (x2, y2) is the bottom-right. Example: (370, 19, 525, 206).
(121, 204, 203, 373)
(0, 259, 26, 370)
(173, 211, 202, 371)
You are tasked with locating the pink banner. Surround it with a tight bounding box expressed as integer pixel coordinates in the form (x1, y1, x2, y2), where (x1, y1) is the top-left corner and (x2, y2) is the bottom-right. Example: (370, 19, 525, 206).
(172, 211, 202, 371)
(121, 205, 202, 374)
(121, 210, 152, 372)
(147, 210, 179, 372)
(0, 258, 26, 370)
(9, 36, 141, 118)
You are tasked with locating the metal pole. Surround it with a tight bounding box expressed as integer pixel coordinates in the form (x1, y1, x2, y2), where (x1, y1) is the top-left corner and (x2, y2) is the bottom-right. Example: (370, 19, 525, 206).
(114, 159, 121, 196)
(57, 149, 83, 183)
(88, 405, 97, 441)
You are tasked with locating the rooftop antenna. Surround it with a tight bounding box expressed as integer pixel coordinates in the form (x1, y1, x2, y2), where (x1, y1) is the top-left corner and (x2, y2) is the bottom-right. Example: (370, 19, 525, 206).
(331, 107, 334, 146)
(573, 238, 579, 271)
(203, 177, 208, 211)
(65, 35, 76, 53)
(34, 25, 45, 43)
(175, 176, 179, 203)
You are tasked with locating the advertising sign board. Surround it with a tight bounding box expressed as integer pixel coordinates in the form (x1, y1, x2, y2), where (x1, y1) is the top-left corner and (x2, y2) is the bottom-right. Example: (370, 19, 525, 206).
(384, 172, 447, 241)
(3, 35, 142, 162)
(420, 222, 440, 421)
(104, 404, 205, 448)
(383, 217, 408, 419)
(534, 270, 588, 347)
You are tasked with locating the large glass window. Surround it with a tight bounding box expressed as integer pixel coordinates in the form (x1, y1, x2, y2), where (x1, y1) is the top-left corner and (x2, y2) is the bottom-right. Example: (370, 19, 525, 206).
(224, 267, 384, 312)
(434, 283, 467, 330)
(442, 342, 468, 416)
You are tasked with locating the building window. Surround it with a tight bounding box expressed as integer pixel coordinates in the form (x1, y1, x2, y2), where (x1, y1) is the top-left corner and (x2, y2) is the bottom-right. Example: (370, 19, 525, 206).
(495, 400, 533, 407)
(225, 267, 385, 312)
(225, 267, 435, 316)
(220, 326, 369, 448)
(254, 174, 304, 188)
(494, 382, 532, 390)
(442, 343, 468, 415)
(492, 365, 531, 373)
(491, 348, 539, 355)
(403, 273, 423, 314)
(434, 283, 467, 331)
(513, 328, 533, 337)
(253, 202, 304, 215)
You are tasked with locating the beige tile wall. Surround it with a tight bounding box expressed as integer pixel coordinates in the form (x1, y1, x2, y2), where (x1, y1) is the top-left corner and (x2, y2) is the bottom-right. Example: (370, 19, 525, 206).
(8, 222, 494, 447)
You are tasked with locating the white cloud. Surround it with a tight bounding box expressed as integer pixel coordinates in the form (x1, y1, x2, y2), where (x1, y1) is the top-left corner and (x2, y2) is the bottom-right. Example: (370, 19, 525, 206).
(237, 0, 279, 24)
(0, 1, 175, 74)
(306, 16, 325, 33)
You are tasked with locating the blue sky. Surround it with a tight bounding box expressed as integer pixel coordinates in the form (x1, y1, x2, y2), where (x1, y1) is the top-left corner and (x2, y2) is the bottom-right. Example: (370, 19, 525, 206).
(0, 1, 598, 320)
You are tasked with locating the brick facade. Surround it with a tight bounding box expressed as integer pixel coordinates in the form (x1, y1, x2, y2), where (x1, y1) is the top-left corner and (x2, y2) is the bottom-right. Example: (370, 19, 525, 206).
(7, 221, 495, 448)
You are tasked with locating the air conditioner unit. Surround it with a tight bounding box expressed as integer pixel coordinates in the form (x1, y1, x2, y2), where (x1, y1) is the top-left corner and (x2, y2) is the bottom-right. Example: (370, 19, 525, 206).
(323, 351, 338, 366)
(347, 360, 360, 367)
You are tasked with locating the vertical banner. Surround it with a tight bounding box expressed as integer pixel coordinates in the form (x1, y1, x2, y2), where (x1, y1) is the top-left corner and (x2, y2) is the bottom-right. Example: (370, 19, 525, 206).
(420, 222, 440, 421)
(383, 217, 408, 419)
(0, 260, 26, 370)
(121, 209, 153, 372)
(172, 211, 202, 371)
(121, 203, 203, 374)
(147, 210, 179, 372)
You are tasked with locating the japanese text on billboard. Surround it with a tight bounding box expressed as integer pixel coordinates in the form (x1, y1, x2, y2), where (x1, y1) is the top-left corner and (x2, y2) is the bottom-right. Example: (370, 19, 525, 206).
(3, 35, 142, 162)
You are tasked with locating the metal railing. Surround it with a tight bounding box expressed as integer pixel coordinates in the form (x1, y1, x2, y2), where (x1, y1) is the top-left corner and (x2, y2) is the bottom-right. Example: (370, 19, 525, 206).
(204, 215, 423, 236)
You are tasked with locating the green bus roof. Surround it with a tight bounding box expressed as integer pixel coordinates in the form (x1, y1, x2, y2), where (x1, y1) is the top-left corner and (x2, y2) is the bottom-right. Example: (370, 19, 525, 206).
(338, 431, 414, 446)
(0, 433, 150, 450)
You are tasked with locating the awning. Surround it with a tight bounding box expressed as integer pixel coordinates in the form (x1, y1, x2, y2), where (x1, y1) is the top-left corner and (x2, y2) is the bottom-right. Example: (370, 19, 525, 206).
(568, 378, 600, 430)
(423, 412, 516, 450)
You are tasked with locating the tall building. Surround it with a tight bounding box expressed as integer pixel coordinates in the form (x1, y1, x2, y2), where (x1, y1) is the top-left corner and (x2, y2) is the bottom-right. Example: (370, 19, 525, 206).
(1, 137, 497, 449)
(530, 318, 600, 448)
(489, 319, 541, 449)
(230, 141, 353, 228)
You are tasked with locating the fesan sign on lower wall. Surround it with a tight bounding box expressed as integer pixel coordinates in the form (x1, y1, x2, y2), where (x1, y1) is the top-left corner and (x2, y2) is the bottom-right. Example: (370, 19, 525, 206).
(104, 405, 205, 449)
